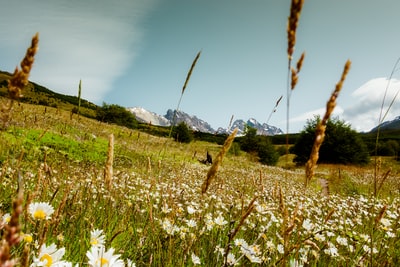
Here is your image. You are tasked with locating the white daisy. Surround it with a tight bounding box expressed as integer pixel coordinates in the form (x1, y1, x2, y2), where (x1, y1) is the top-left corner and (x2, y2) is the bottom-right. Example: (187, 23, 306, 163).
(90, 229, 105, 248)
(30, 243, 67, 267)
(28, 202, 55, 220)
(86, 246, 124, 267)
(191, 253, 201, 265)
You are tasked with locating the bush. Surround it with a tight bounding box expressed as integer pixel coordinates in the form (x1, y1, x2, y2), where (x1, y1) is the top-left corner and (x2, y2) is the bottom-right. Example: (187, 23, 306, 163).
(291, 116, 370, 165)
(172, 122, 193, 143)
(239, 126, 279, 165)
(96, 103, 138, 129)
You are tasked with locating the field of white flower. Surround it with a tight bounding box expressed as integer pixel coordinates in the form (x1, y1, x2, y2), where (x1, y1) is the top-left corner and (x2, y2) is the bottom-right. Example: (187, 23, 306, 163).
(0, 103, 399, 267)
(1, 1, 399, 265)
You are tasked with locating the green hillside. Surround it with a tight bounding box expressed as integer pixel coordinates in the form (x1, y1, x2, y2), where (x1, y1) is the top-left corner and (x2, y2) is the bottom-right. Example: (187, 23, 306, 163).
(0, 70, 98, 118)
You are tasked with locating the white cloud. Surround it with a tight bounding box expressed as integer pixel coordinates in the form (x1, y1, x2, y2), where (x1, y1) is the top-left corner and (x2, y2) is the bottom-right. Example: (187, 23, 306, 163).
(342, 78, 400, 132)
(287, 106, 344, 132)
(0, 0, 158, 103)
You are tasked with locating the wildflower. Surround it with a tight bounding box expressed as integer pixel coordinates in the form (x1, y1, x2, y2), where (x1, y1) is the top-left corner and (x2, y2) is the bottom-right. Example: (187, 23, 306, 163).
(380, 218, 391, 228)
(323, 242, 339, 257)
(191, 253, 201, 265)
(186, 219, 197, 228)
(226, 253, 237, 265)
(90, 229, 105, 248)
(289, 258, 304, 267)
(187, 206, 196, 214)
(161, 218, 178, 235)
(57, 234, 64, 242)
(28, 202, 55, 220)
(23, 233, 33, 243)
(302, 219, 313, 232)
(126, 259, 136, 267)
(214, 214, 227, 227)
(336, 236, 348, 246)
(234, 238, 248, 248)
(30, 243, 67, 267)
(277, 244, 284, 254)
(2, 213, 11, 224)
(87, 246, 124, 267)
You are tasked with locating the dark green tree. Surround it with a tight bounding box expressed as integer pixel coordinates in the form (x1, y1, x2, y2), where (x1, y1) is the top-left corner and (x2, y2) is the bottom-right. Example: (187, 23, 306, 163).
(257, 136, 279, 165)
(291, 116, 370, 165)
(96, 103, 137, 129)
(172, 122, 193, 143)
(239, 126, 279, 166)
(240, 126, 258, 152)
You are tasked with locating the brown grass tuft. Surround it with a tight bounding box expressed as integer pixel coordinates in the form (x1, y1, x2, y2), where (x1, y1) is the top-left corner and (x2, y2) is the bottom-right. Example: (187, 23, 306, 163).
(1, 33, 39, 129)
(305, 60, 351, 187)
(104, 133, 114, 189)
(287, 0, 304, 60)
(201, 128, 238, 194)
(0, 175, 24, 267)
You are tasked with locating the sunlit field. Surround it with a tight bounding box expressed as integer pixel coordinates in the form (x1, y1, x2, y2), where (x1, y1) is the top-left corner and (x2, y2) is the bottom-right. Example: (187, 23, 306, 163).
(0, 103, 399, 267)
(1, 1, 400, 266)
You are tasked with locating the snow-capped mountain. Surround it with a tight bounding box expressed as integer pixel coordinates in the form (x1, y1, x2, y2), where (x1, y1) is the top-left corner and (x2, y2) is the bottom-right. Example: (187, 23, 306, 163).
(370, 116, 400, 132)
(164, 109, 215, 133)
(127, 107, 283, 135)
(127, 107, 170, 126)
(217, 118, 284, 136)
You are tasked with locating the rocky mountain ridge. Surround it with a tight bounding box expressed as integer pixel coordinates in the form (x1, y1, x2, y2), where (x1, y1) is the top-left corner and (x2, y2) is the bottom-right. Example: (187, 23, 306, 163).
(128, 106, 284, 136)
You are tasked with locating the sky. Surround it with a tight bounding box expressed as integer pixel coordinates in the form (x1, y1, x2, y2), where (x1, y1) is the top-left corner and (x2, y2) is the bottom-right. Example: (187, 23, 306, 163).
(1, 0, 400, 133)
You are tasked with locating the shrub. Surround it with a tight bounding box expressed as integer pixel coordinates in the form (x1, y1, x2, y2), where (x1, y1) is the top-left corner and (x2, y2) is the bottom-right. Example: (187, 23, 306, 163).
(172, 122, 193, 143)
(239, 126, 279, 165)
(96, 103, 138, 129)
(291, 116, 370, 165)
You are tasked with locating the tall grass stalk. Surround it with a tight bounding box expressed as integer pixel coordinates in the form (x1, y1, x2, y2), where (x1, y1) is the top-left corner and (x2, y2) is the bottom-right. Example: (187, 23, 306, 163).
(104, 133, 114, 190)
(168, 51, 201, 138)
(77, 79, 82, 119)
(305, 60, 351, 188)
(285, 0, 304, 166)
(201, 128, 238, 194)
(373, 57, 400, 197)
(0, 33, 39, 129)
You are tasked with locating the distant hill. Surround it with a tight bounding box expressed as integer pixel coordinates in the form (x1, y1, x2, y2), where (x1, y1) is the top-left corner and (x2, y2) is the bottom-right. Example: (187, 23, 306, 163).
(0, 70, 98, 118)
(370, 116, 400, 133)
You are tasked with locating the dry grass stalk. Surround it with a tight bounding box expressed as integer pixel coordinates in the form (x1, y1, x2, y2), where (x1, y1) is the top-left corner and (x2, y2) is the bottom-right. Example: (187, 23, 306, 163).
(168, 51, 201, 137)
(287, 0, 304, 60)
(374, 205, 387, 226)
(290, 52, 305, 89)
(324, 208, 335, 224)
(182, 51, 201, 95)
(305, 60, 351, 187)
(285, 0, 304, 165)
(376, 169, 391, 196)
(104, 133, 114, 189)
(201, 128, 238, 194)
(0, 178, 24, 267)
(1, 33, 39, 129)
(223, 196, 257, 267)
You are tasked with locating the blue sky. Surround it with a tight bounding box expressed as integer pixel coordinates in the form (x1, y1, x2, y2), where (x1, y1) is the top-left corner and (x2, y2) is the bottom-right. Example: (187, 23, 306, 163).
(1, 0, 400, 133)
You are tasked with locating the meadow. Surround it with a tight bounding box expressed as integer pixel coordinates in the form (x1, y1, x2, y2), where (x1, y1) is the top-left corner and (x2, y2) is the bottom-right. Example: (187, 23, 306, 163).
(0, 100, 399, 267)
(1, 1, 400, 266)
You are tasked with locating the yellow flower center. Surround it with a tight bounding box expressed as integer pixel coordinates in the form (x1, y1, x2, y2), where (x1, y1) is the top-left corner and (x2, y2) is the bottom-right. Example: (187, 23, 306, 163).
(97, 257, 109, 266)
(5, 217, 11, 223)
(40, 253, 53, 267)
(33, 209, 46, 220)
(90, 238, 98, 245)
(24, 234, 33, 243)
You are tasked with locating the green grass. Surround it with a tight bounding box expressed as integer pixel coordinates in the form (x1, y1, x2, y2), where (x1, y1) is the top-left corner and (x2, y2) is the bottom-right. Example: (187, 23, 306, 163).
(0, 101, 399, 267)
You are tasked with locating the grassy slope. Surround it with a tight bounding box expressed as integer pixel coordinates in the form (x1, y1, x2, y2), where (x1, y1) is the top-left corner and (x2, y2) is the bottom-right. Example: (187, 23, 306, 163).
(1, 99, 400, 266)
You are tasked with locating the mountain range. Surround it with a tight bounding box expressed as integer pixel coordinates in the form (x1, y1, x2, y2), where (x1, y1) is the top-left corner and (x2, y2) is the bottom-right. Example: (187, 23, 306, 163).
(127, 107, 284, 136)
(2, 69, 400, 135)
(370, 116, 400, 132)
